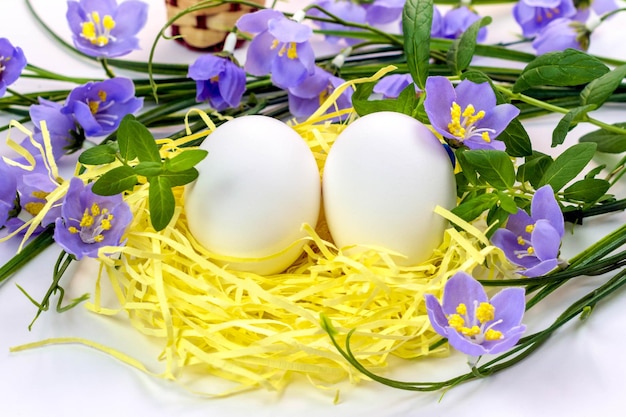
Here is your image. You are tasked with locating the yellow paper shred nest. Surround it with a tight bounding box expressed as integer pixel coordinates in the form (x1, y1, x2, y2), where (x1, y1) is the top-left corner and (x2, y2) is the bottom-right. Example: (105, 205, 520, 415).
(8, 67, 514, 396)
(84, 101, 509, 395)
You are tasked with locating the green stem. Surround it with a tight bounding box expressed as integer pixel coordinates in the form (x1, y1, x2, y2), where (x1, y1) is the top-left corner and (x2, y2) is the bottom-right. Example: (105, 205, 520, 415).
(498, 85, 626, 135)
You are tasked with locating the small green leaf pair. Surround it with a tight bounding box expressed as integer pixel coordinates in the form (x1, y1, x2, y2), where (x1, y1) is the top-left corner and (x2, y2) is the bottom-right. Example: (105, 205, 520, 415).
(78, 115, 208, 231)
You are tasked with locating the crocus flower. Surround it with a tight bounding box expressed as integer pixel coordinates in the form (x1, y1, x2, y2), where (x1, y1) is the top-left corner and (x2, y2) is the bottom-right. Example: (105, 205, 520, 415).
(0, 38, 27, 97)
(512, 0, 577, 38)
(236, 9, 316, 88)
(372, 73, 418, 99)
(287, 66, 353, 121)
(21, 98, 81, 160)
(364, 0, 405, 25)
(66, 0, 148, 58)
(491, 185, 565, 277)
(424, 76, 519, 150)
(532, 18, 590, 54)
(187, 54, 246, 111)
(54, 177, 132, 259)
(425, 271, 527, 357)
(0, 162, 18, 228)
(61, 77, 143, 137)
(308, 0, 368, 45)
(441, 6, 488, 42)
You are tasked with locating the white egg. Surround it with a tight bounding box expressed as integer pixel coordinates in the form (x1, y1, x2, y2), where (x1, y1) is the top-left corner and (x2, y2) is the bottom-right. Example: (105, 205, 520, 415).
(184, 115, 321, 275)
(322, 111, 456, 265)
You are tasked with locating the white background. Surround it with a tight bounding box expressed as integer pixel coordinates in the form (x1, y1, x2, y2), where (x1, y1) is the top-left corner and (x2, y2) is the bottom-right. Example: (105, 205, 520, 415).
(1, 0, 626, 416)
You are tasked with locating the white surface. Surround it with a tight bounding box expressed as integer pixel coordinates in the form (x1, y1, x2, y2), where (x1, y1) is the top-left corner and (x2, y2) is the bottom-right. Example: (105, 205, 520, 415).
(1, 1, 626, 416)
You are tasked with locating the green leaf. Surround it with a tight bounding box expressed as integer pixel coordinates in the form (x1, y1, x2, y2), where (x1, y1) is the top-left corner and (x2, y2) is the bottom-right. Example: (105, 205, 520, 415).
(166, 149, 208, 172)
(78, 143, 117, 165)
(563, 178, 611, 203)
(538, 142, 597, 191)
(499, 118, 532, 157)
(451, 193, 498, 223)
(497, 191, 518, 214)
(160, 168, 199, 187)
(352, 81, 420, 117)
(585, 164, 606, 179)
(512, 49, 609, 93)
(551, 104, 596, 147)
(462, 150, 516, 190)
(148, 176, 175, 231)
(134, 161, 163, 177)
(91, 165, 137, 196)
(446, 16, 491, 75)
(517, 153, 553, 188)
(580, 64, 626, 108)
(117, 114, 161, 163)
(579, 124, 626, 153)
(402, 0, 433, 89)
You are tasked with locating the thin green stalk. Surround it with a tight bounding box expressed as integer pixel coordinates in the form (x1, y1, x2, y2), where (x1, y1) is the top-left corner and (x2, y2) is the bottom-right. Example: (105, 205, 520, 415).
(0, 226, 55, 287)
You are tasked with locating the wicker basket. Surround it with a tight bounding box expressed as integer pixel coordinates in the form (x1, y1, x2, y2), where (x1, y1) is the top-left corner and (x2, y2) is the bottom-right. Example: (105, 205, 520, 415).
(165, 0, 264, 51)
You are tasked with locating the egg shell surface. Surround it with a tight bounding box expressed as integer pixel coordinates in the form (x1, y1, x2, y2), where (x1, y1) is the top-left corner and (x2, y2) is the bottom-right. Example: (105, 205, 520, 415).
(184, 115, 321, 275)
(322, 111, 457, 266)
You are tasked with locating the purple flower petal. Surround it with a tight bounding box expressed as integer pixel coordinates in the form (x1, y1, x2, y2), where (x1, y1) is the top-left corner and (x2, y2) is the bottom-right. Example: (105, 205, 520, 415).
(441, 272, 488, 316)
(454, 80, 495, 111)
(268, 17, 313, 43)
(531, 185, 564, 236)
(531, 220, 562, 261)
(236, 9, 284, 34)
(424, 294, 449, 335)
(243, 32, 277, 76)
(489, 287, 526, 330)
(424, 76, 456, 138)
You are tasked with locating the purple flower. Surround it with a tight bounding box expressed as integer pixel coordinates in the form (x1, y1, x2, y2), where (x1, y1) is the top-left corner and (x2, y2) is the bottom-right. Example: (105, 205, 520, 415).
(425, 272, 527, 357)
(2, 155, 63, 234)
(287, 66, 353, 121)
(513, 0, 577, 37)
(576, 0, 619, 21)
(66, 0, 148, 58)
(309, 0, 368, 46)
(21, 98, 81, 160)
(0, 38, 27, 97)
(0, 162, 18, 228)
(364, 0, 405, 25)
(441, 6, 487, 42)
(54, 177, 132, 259)
(491, 185, 565, 277)
(373, 73, 418, 99)
(424, 76, 519, 150)
(236, 9, 315, 88)
(187, 54, 246, 111)
(532, 18, 589, 54)
(61, 77, 143, 136)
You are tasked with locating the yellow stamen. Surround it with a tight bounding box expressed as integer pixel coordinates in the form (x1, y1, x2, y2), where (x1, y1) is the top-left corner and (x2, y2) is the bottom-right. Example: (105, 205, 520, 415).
(31, 190, 49, 199)
(481, 131, 491, 143)
(24, 202, 45, 216)
(527, 246, 535, 255)
(461, 325, 481, 337)
(94, 234, 105, 243)
(485, 328, 503, 341)
(91, 11, 101, 24)
(270, 39, 280, 50)
(286, 42, 298, 59)
(517, 236, 525, 246)
(88, 101, 100, 114)
(80, 210, 94, 228)
(97, 90, 107, 102)
(447, 314, 465, 331)
(476, 302, 495, 323)
(456, 303, 467, 315)
(103, 15, 115, 30)
(68, 226, 79, 234)
(91, 203, 101, 216)
(82, 22, 96, 40)
(210, 75, 220, 83)
(525, 224, 535, 233)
